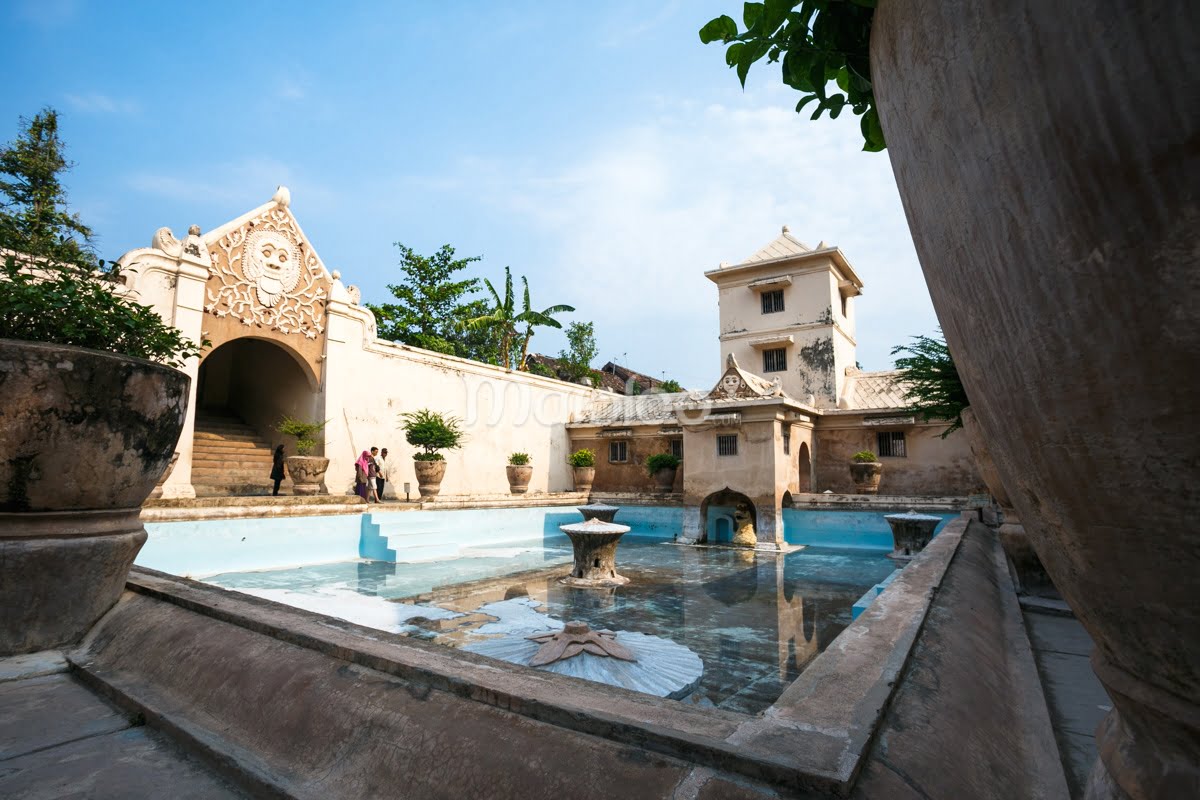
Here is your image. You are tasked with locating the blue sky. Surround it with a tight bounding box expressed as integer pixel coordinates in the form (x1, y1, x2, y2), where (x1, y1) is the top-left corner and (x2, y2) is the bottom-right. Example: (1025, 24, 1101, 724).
(1, 0, 940, 389)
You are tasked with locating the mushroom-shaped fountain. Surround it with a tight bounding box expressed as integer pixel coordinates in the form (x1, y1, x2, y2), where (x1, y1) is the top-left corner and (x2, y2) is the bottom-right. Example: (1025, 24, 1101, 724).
(559, 517, 631, 587)
(884, 510, 943, 561)
(577, 502, 620, 523)
(462, 620, 703, 700)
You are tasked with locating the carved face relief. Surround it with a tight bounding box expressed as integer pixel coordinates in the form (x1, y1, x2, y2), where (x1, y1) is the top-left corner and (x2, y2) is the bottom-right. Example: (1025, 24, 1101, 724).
(243, 229, 301, 308)
(720, 374, 743, 396)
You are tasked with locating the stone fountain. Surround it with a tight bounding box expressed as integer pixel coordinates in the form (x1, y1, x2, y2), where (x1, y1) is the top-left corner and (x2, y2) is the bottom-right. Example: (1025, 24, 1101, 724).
(576, 502, 620, 523)
(559, 518, 631, 587)
(884, 510, 943, 561)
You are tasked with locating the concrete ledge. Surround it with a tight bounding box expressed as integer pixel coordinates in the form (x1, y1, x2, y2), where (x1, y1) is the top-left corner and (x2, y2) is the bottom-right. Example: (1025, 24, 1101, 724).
(790, 493, 967, 512)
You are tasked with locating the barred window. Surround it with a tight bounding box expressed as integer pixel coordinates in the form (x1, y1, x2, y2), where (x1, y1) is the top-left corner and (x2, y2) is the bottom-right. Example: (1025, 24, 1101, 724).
(877, 431, 907, 458)
(609, 441, 628, 463)
(761, 289, 784, 314)
(763, 347, 787, 373)
(717, 434, 738, 456)
(783, 429, 791, 455)
(670, 439, 683, 459)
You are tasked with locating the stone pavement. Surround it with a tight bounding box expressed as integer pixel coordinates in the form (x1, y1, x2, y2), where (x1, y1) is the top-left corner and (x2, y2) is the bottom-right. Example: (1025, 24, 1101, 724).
(0, 655, 245, 799)
(1023, 609, 1113, 798)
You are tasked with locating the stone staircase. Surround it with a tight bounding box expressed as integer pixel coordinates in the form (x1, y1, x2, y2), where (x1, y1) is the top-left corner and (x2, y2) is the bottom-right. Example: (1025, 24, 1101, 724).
(191, 411, 280, 497)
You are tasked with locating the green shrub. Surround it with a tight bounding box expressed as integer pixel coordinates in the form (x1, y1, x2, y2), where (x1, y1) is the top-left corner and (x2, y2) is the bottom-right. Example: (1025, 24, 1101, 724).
(508, 452, 531, 465)
(400, 409, 465, 458)
(568, 449, 595, 468)
(852, 451, 878, 463)
(645, 452, 681, 475)
(277, 416, 327, 456)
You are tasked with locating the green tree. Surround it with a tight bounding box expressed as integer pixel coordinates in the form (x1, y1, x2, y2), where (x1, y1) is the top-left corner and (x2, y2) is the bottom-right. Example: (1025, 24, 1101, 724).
(0, 108, 201, 366)
(658, 379, 683, 393)
(699, 1, 883, 151)
(466, 266, 521, 368)
(367, 243, 498, 360)
(557, 321, 599, 385)
(891, 331, 970, 437)
(515, 276, 574, 371)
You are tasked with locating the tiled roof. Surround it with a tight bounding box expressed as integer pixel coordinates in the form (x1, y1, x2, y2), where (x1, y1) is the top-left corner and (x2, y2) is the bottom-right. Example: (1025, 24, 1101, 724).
(570, 393, 689, 426)
(842, 369, 911, 410)
(739, 226, 813, 265)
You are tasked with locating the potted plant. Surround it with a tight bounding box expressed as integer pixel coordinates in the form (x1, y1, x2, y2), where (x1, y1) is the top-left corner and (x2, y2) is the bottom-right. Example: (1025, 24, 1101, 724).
(568, 449, 596, 492)
(849, 451, 883, 494)
(506, 452, 533, 494)
(645, 452, 681, 494)
(703, 8, 1200, 791)
(0, 109, 198, 655)
(400, 409, 464, 499)
(276, 416, 329, 495)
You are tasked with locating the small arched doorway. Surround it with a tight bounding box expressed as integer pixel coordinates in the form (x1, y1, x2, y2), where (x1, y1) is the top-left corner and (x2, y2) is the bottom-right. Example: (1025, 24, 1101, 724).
(797, 441, 812, 493)
(193, 338, 320, 494)
(700, 488, 757, 544)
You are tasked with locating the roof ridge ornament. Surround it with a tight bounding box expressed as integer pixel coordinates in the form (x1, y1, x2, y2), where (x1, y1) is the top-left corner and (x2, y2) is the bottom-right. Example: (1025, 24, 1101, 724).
(272, 185, 291, 208)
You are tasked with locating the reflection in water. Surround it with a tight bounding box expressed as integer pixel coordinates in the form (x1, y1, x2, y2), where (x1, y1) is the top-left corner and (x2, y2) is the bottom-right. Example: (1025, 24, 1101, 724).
(208, 536, 893, 715)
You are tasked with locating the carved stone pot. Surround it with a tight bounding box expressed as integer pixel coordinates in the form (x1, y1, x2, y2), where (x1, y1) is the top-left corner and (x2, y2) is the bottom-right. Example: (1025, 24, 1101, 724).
(849, 461, 883, 494)
(652, 467, 677, 494)
(572, 466, 595, 493)
(148, 452, 180, 501)
(0, 340, 189, 655)
(872, 4, 1200, 795)
(506, 464, 532, 494)
(413, 458, 446, 499)
(285, 456, 328, 496)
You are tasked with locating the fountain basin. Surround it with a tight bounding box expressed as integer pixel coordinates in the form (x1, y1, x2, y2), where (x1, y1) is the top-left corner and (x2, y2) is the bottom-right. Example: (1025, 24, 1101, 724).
(884, 510, 943, 561)
(559, 518, 631, 588)
(577, 502, 620, 523)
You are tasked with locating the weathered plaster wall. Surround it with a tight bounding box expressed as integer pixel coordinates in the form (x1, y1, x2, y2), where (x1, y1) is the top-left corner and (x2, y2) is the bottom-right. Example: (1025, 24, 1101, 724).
(567, 429, 682, 493)
(813, 416, 982, 496)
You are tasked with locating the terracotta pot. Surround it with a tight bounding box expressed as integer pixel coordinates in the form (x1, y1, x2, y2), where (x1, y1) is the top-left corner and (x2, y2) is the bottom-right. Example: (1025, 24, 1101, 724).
(959, 407, 1010, 507)
(0, 339, 189, 655)
(653, 467, 677, 494)
(414, 459, 447, 498)
(572, 466, 595, 493)
(506, 464, 532, 494)
(872, 4, 1199, 795)
(285, 455, 329, 496)
(848, 461, 883, 494)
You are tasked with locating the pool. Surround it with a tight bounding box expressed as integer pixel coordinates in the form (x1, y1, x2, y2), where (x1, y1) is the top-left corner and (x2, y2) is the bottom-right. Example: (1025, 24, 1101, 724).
(139, 506, 954, 713)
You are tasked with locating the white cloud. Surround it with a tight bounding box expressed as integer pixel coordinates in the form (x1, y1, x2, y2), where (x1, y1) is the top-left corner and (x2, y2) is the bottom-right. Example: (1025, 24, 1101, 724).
(64, 92, 139, 114)
(409, 93, 940, 387)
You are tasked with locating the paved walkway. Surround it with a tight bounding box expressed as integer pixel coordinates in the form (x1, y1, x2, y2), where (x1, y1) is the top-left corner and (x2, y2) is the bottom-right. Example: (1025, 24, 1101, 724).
(1023, 609, 1113, 798)
(0, 654, 244, 799)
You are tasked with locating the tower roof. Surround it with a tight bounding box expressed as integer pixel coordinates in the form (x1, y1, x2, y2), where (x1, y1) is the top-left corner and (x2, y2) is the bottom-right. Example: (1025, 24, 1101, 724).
(739, 225, 812, 264)
(705, 224, 865, 290)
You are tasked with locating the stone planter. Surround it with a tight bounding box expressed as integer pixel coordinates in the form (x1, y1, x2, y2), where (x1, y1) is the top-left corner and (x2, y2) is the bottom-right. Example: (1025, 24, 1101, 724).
(872, 4, 1199, 795)
(0, 339, 189, 655)
(849, 461, 883, 494)
(652, 467, 677, 494)
(148, 451, 180, 501)
(506, 464, 532, 494)
(572, 466, 595, 493)
(414, 458, 447, 499)
(285, 455, 329, 496)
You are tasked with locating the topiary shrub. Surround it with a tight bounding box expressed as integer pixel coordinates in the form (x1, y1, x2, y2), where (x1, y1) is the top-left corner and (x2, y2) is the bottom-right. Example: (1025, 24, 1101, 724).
(568, 449, 596, 468)
(852, 450, 878, 463)
(400, 409, 464, 461)
(508, 452, 531, 465)
(645, 452, 681, 475)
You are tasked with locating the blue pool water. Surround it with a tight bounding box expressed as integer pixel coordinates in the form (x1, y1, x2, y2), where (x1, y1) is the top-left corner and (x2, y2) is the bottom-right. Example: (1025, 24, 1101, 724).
(139, 506, 954, 713)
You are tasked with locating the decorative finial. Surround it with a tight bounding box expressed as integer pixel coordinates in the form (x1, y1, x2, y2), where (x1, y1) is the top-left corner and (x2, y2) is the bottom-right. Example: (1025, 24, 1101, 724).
(331, 269, 341, 280)
(188, 224, 201, 236)
(272, 185, 291, 208)
(719, 260, 730, 269)
(782, 224, 790, 234)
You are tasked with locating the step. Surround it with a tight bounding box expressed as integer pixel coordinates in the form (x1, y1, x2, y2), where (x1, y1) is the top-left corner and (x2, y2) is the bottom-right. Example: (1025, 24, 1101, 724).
(193, 431, 271, 444)
(191, 470, 279, 482)
(192, 453, 274, 463)
(194, 484, 279, 498)
(191, 442, 273, 455)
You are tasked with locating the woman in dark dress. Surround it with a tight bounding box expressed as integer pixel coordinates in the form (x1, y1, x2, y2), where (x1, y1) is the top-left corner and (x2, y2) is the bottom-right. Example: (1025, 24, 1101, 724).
(270, 445, 286, 496)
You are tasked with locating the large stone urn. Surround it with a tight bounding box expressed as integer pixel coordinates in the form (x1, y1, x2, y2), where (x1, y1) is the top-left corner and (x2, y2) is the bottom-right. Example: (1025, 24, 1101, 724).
(0, 340, 189, 655)
(413, 458, 446, 499)
(572, 466, 595, 493)
(285, 455, 329, 496)
(849, 460, 883, 494)
(872, 4, 1199, 795)
(652, 467, 677, 494)
(506, 464, 532, 494)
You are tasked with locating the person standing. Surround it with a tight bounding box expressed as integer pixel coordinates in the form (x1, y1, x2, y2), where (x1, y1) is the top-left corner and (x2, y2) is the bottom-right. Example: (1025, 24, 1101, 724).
(367, 447, 380, 503)
(270, 445, 286, 497)
(354, 450, 371, 501)
(375, 447, 390, 502)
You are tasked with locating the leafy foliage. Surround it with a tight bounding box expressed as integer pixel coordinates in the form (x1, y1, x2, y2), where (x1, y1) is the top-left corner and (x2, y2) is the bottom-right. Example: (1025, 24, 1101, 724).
(891, 331, 970, 437)
(366, 243, 499, 362)
(399, 409, 465, 457)
(0, 109, 202, 366)
(568, 449, 596, 468)
(557, 321, 599, 385)
(852, 450, 878, 463)
(508, 452, 531, 466)
(277, 416, 327, 456)
(699, 1, 883, 151)
(645, 452, 681, 475)
(658, 379, 683, 393)
(526, 359, 556, 379)
(469, 267, 574, 371)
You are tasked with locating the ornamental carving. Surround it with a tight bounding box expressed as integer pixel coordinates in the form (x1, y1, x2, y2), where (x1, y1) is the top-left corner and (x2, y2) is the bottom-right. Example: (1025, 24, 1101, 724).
(204, 207, 328, 339)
